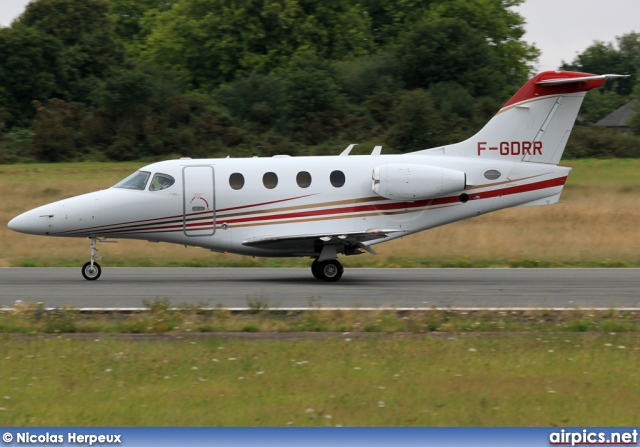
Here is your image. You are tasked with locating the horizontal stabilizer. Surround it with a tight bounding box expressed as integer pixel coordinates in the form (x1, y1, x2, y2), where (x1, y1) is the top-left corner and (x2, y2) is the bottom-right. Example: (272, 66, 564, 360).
(536, 74, 628, 86)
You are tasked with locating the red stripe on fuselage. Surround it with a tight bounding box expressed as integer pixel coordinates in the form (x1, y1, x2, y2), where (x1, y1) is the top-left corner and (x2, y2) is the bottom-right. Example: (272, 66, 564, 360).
(221, 176, 566, 225)
(55, 176, 567, 236)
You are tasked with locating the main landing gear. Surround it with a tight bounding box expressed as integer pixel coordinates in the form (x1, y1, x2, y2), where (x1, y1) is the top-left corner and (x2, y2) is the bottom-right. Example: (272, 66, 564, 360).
(311, 259, 344, 282)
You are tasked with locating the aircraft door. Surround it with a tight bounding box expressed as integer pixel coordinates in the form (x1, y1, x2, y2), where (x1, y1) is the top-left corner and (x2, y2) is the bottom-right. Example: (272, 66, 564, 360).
(182, 165, 215, 237)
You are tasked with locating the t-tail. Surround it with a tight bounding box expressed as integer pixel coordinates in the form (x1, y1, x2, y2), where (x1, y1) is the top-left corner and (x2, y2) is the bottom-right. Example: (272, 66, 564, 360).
(417, 71, 626, 164)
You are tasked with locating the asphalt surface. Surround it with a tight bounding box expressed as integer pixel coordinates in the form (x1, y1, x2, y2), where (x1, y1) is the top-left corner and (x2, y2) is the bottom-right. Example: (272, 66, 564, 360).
(0, 267, 638, 309)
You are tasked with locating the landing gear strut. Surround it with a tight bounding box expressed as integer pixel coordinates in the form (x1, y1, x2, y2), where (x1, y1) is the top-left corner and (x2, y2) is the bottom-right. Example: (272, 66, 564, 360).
(311, 259, 344, 282)
(81, 237, 102, 281)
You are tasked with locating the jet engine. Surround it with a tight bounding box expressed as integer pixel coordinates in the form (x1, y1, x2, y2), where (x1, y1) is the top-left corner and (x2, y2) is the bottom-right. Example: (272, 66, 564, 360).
(372, 163, 467, 201)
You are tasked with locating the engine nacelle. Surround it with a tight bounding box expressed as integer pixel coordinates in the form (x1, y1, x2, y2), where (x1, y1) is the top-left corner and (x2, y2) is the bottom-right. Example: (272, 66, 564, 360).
(372, 163, 467, 201)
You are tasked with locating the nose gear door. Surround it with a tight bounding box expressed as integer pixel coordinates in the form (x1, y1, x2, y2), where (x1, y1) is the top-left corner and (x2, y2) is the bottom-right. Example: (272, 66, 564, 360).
(182, 165, 215, 237)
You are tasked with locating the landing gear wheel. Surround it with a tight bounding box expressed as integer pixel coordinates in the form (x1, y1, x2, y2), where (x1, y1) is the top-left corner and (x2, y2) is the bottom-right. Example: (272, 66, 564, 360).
(82, 261, 101, 281)
(311, 259, 322, 280)
(314, 259, 344, 282)
(82, 236, 104, 281)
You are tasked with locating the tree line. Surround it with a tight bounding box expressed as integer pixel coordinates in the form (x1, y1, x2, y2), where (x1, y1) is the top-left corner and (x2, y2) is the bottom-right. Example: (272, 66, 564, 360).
(0, 0, 639, 163)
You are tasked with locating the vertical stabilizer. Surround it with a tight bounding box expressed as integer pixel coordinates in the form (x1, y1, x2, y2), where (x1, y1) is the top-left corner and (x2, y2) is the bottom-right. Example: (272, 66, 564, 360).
(417, 71, 623, 165)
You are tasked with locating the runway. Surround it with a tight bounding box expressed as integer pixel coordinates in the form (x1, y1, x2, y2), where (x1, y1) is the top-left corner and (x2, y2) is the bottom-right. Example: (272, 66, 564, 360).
(0, 267, 638, 309)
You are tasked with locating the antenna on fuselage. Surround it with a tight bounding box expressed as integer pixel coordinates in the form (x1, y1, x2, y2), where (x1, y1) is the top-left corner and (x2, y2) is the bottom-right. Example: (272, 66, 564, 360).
(371, 145, 382, 155)
(340, 144, 358, 156)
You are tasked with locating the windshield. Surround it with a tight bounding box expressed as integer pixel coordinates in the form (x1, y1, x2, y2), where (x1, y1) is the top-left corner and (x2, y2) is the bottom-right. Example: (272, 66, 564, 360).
(112, 171, 151, 190)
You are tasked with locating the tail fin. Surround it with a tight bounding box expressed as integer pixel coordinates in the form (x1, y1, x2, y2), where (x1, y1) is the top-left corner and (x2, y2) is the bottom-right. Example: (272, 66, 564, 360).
(417, 71, 625, 164)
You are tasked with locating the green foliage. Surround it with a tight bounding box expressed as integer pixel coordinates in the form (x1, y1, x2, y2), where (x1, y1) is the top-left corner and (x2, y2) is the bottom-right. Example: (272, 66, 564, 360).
(0, 25, 65, 128)
(246, 295, 270, 314)
(217, 74, 286, 129)
(41, 306, 79, 333)
(278, 52, 349, 144)
(1, 0, 639, 162)
(142, 0, 374, 90)
(108, 0, 174, 57)
(18, 0, 124, 101)
(2, 304, 640, 335)
(31, 99, 88, 162)
(336, 53, 403, 104)
(566, 320, 592, 332)
(579, 89, 627, 123)
(564, 126, 640, 158)
(627, 87, 640, 135)
(142, 297, 183, 333)
(387, 89, 442, 151)
(393, 0, 536, 95)
(562, 33, 640, 95)
(0, 128, 35, 163)
(394, 17, 497, 95)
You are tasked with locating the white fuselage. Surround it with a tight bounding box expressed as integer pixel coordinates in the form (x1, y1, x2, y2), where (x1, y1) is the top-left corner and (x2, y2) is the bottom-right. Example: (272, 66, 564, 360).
(13, 70, 616, 281)
(9, 153, 569, 258)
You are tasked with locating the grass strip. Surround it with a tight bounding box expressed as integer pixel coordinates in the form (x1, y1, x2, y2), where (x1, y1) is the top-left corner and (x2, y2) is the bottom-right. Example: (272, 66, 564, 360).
(3, 300, 640, 334)
(1, 334, 638, 426)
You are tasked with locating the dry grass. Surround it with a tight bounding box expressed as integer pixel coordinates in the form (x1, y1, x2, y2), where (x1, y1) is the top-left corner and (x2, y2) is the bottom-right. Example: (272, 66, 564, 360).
(380, 185, 640, 264)
(1, 160, 639, 267)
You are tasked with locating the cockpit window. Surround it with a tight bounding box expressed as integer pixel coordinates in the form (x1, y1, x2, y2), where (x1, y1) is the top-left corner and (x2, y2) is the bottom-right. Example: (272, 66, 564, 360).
(112, 171, 151, 190)
(149, 173, 175, 191)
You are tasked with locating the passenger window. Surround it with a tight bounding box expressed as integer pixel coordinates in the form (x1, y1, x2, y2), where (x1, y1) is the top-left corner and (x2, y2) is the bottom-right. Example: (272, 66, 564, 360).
(296, 171, 312, 188)
(229, 173, 245, 190)
(330, 170, 345, 188)
(149, 173, 175, 191)
(263, 172, 278, 189)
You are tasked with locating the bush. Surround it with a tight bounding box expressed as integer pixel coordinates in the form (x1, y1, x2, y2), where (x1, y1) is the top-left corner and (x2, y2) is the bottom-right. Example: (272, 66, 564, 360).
(0, 127, 35, 163)
(564, 126, 640, 158)
(31, 99, 88, 162)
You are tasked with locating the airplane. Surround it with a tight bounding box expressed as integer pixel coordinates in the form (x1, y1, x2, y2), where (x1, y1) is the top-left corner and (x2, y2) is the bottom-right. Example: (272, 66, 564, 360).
(7, 70, 624, 282)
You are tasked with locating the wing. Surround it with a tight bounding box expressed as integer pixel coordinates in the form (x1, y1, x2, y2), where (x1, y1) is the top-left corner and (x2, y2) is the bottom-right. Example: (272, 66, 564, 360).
(242, 228, 408, 259)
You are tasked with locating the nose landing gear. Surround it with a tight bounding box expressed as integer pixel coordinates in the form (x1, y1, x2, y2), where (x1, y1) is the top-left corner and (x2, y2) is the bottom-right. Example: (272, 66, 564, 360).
(81, 237, 116, 280)
(81, 237, 102, 280)
(82, 261, 101, 280)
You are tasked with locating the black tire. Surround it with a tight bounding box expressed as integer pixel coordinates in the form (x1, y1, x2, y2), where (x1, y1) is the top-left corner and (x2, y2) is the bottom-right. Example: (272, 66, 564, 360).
(311, 259, 322, 279)
(82, 261, 101, 281)
(317, 259, 343, 282)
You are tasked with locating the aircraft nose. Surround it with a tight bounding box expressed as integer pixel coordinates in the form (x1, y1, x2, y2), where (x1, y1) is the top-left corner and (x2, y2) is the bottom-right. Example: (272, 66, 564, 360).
(7, 215, 20, 232)
(7, 210, 55, 235)
(8, 191, 102, 236)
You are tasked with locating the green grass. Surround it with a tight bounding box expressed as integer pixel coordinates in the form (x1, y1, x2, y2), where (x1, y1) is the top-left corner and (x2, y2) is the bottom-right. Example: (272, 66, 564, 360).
(563, 158, 640, 185)
(3, 301, 640, 335)
(1, 334, 639, 426)
(2, 303, 639, 426)
(0, 162, 140, 185)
